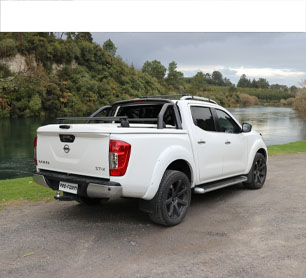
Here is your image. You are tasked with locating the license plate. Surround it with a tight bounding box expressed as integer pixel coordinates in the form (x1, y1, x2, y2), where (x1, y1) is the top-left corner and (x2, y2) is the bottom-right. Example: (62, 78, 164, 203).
(59, 181, 78, 194)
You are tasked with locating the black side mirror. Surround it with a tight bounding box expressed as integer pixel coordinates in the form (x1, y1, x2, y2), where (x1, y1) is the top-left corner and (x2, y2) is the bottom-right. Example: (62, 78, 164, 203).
(242, 123, 252, 133)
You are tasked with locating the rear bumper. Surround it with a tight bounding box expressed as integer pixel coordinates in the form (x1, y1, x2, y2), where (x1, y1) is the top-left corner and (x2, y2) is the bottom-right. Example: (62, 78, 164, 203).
(33, 170, 122, 199)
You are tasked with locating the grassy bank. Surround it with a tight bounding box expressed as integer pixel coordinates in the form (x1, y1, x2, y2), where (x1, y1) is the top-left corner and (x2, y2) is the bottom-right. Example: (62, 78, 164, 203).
(0, 141, 305, 208)
(268, 141, 306, 156)
(0, 177, 53, 209)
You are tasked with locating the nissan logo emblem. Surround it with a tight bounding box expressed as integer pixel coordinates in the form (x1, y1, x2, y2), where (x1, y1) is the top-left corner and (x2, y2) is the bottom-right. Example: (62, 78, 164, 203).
(63, 144, 70, 153)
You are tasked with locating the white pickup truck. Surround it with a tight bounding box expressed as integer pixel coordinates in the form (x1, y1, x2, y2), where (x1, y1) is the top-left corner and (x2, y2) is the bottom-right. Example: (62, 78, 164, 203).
(33, 95, 267, 226)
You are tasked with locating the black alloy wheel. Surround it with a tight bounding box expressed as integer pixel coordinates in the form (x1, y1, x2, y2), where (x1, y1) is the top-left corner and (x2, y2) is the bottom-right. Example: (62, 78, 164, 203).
(244, 153, 267, 189)
(253, 157, 266, 186)
(166, 179, 189, 219)
(149, 170, 191, 226)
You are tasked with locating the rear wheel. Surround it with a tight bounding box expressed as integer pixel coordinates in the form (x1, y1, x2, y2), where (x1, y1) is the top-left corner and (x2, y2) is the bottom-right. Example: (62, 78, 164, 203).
(244, 153, 267, 189)
(149, 170, 191, 226)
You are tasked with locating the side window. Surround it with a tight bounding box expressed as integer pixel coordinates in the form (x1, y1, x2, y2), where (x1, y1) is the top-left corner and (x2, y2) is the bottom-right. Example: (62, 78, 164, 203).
(215, 109, 241, 134)
(191, 106, 216, 132)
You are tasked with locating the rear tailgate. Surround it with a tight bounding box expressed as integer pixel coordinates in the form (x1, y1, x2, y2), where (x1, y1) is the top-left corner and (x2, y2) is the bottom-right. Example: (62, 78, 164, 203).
(37, 124, 110, 179)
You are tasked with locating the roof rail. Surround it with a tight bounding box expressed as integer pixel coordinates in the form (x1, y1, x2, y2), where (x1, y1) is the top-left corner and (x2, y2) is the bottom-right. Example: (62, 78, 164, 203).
(139, 94, 217, 104)
(140, 94, 187, 99)
(180, 95, 217, 104)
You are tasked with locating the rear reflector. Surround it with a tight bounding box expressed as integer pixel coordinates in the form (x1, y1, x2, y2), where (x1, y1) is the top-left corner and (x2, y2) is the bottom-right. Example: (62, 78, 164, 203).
(34, 136, 37, 165)
(109, 140, 131, 176)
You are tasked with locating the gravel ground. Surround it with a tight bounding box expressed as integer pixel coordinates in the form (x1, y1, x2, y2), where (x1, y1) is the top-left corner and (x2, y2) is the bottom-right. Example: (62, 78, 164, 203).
(1, 153, 306, 278)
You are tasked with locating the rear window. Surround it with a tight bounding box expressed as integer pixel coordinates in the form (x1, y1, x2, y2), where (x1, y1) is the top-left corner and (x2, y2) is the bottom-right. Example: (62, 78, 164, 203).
(117, 104, 163, 119)
(114, 104, 176, 126)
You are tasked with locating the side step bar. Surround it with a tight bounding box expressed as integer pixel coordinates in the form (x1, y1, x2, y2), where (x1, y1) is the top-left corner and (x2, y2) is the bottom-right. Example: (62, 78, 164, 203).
(193, 176, 248, 194)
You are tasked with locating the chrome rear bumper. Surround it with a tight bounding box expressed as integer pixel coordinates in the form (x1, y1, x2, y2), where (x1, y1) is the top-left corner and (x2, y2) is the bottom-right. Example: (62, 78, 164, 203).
(33, 172, 122, 199)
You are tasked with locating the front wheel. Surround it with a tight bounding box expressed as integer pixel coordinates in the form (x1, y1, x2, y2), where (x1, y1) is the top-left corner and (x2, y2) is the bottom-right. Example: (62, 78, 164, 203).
(149, 170, 191, 227)
(244, 153, 267, 189)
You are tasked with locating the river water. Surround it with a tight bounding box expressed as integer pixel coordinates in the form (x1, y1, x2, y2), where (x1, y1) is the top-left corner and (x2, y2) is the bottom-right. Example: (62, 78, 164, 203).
(0, 106, 305, 180)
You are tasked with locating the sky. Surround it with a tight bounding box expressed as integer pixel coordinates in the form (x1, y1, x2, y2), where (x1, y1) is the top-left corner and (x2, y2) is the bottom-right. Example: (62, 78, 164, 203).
(92, 33, 306, 87)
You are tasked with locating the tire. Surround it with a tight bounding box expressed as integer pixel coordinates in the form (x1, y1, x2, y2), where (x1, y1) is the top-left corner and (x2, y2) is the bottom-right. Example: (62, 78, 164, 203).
(149, 170, 191, 227)
(244, 153, 267, 190)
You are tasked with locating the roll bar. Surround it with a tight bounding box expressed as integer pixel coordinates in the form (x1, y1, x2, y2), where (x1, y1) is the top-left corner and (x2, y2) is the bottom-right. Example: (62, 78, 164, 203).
(57, 102, 182, 129)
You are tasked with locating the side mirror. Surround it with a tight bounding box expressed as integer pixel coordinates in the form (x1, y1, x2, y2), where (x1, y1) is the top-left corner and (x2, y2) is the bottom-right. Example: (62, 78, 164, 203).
(242, 123, 252, 133)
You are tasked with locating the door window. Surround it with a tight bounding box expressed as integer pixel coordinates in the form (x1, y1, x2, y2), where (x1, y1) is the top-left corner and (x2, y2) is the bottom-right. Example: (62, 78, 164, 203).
(191, 106, 216, 132)
(215, 109, 241, 133)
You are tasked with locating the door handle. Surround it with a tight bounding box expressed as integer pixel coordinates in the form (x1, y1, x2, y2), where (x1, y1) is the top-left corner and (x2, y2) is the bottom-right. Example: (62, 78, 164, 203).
(225, 140, 231, 145)
(197, 140, 206, 144)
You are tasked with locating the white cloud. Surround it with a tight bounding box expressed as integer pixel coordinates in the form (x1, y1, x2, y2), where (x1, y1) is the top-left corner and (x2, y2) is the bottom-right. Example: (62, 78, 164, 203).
(178, 65, 305, 79)
(177, 65, 225, 73)
(177, 64, 306, 84)
(229, 67, 305, 79)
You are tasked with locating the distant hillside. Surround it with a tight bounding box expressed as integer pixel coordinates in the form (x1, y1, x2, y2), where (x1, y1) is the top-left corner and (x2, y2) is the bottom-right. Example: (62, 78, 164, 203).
(0, 33, 297, 118)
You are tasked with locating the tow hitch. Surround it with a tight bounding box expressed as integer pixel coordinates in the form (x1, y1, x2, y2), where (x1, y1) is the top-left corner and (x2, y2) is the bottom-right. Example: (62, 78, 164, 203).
(54, 191, 76, 201)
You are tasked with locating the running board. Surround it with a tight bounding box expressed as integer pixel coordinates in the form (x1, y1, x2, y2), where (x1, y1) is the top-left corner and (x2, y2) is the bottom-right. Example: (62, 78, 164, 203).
(193, 176, 247, 194)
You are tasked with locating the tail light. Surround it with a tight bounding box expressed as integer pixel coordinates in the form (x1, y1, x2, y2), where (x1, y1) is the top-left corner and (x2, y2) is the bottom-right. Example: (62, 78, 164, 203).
(109, 140, 131, 176)
(34, 136, 37, 165)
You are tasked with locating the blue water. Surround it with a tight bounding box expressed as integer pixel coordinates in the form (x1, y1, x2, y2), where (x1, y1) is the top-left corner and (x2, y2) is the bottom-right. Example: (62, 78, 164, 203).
(228, 106, 306, 146)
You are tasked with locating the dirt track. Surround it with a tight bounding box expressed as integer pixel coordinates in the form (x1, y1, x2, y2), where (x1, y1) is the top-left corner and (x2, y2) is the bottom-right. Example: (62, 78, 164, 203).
(1, 153, 306, 278)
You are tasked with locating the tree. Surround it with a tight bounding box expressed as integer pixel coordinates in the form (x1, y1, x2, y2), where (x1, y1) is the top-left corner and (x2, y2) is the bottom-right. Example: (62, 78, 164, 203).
(0, 39, 17, 58)
(251, 79, 258, 88)
(270, 84, 288, 91)
(165, 61, 184, 88)
(75, 32, 93, 43)
(228, 86, 238, 94)
(237, 74, 251, 88)
(142, 60, 166, 82)
(251, 78, 269, 89)
(223, 77, 233, 87)
(191, 72, 207, 91)
(103, 39, 117, 56)
(65, 32, 77, 39)
(256, 78, 269, 89)
(212, 71, 225, 86)
(289, 85, 298, 94)
(28, 94, 42, 116)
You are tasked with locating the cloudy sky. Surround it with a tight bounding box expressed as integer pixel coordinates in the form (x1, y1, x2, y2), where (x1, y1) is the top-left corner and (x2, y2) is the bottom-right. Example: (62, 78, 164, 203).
(92, 33, 306, 87)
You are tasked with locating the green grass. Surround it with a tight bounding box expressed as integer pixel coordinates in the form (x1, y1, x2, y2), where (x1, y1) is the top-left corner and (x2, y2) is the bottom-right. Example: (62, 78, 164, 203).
(268, 140, 306, 156)
(0, 177, 54, 208)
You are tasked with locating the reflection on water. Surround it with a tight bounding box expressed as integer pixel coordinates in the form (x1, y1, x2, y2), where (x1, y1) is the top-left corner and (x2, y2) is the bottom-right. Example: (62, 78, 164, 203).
(228, 106, 306, 146)
(0, 118, 55, 180)
(0, 107, 306, 180)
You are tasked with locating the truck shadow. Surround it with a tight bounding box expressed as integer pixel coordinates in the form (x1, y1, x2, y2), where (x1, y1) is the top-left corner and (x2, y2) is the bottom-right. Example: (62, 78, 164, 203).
(56, 183, 245, 226)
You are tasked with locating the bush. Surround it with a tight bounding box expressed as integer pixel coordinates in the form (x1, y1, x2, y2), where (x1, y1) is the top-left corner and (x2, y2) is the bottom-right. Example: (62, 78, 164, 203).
(293, 91, 306, 114)
(0, 64, 12, 78)
(239, 93, 259, 107)
(0, 39, 17, 58)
